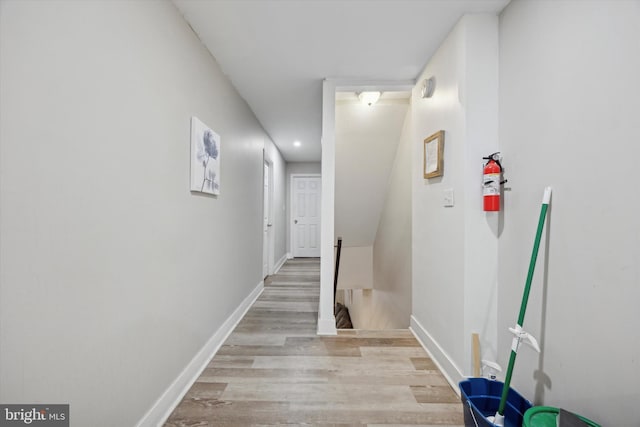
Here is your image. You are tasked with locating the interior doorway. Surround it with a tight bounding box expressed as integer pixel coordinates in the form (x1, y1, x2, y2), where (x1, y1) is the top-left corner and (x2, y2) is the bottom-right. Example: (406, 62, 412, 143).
(291, 174, 321, 258)
(263, 158, 273, 278)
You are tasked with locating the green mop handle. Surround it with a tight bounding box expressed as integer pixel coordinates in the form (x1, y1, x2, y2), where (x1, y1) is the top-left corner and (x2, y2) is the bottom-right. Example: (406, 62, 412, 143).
(497, 187, 551, 418)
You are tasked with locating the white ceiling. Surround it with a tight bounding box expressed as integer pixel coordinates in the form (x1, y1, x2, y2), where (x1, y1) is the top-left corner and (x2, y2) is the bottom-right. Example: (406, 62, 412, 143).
(173, 0, 510, 162)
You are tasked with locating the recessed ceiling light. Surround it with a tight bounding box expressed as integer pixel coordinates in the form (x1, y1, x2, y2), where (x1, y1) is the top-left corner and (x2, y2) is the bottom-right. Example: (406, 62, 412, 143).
(293, 141, 301, 147)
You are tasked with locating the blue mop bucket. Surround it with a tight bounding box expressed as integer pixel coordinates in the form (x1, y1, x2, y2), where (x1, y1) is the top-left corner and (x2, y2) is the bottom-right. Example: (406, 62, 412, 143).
(459, 378, 532, 427)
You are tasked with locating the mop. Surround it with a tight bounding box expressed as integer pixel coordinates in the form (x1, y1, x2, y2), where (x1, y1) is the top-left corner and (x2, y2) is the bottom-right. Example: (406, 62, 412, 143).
(490, 187, 551, 427)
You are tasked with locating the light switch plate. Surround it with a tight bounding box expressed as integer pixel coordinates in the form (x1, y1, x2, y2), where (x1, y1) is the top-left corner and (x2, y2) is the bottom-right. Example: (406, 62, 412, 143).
(443, 189, 454, 207)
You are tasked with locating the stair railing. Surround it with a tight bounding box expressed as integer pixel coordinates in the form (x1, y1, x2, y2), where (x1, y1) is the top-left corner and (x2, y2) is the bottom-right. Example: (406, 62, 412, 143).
(333, 236, 342, 308)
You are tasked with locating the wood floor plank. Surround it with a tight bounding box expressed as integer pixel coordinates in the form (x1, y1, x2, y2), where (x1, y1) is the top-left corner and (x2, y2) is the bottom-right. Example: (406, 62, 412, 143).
(168, 400, 462, 425)
(326, 370, 450, 387)
(219, 383, 415, 407)
(250, 355, 416, 371)
(206, 356, 254, 368)
(410, 385, 461, 404)
(338, 329, 415, 338)
(411, 357, 439, 371)
(216, 344, 362, 357)
(183, 383, 228, 400)
(359, 346, 430, 358)
(165, 258, 463, 426)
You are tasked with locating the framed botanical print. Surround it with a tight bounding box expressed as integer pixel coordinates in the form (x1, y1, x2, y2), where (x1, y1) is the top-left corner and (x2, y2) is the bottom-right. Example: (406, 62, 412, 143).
(423, 130, 444, 179)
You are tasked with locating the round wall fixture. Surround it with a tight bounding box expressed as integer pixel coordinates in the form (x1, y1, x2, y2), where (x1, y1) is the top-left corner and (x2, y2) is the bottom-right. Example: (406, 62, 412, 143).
(421, 77, 436, 98)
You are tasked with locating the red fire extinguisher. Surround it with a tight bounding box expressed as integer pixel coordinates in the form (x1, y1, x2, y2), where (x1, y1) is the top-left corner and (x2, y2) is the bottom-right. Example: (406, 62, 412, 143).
(483, 153, 505, 211)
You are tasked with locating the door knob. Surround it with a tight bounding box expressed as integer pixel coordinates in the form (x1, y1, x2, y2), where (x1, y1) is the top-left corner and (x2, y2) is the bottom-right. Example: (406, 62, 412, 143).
(294, 219, 298, 224)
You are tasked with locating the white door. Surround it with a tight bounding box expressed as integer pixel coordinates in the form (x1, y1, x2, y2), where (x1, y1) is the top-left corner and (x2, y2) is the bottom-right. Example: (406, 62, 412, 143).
(292, 176, 321, 257)
(262, 161, 272, 278)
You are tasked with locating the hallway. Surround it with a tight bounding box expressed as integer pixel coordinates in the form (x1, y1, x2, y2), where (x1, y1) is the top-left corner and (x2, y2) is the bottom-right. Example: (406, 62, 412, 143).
(165, 259, 463, 426)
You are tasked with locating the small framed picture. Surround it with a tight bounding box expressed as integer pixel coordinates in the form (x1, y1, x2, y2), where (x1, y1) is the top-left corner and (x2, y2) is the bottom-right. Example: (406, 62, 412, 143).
(423, 130, 444, 179)
(190, 116, 221, 195)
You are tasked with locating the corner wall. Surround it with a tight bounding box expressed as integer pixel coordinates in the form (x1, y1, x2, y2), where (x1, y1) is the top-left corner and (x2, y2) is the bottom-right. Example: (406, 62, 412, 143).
(0, 1, 280, 425)
(371, 108, 413, 328)
(411, 14, 500, 383)
(498, 1, 640, 423)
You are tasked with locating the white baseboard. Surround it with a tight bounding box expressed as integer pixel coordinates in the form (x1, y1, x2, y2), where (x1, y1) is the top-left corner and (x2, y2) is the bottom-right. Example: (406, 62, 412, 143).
(286, 252, 293, 260)
(410, 315, 464, 396)
(317, 316, 337, 335)
(136, 281, 264, 427)
(273, 254, 288, 274)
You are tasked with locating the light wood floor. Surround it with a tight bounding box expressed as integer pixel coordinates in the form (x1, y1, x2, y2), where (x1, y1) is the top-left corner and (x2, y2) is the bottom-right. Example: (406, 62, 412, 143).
(165, 258, 464, 426)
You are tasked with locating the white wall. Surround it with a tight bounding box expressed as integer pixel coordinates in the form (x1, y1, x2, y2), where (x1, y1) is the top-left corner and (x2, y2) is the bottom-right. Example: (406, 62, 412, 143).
(411, 19, 466, 378)
(372, 108, 413, 329)
(333, 96, 413, 329)
(285, 162, 321, 257)
(0, 1, 281, 425)
(411, 14, 499, 383)
(346, 105, 414, 330)
(287, 162, 322, 175)
(499, 1, 640, 424)
(335, 101, 409, 247)
(337, 246, 373, 290)
(460, 14, 500, 378)
(318, 80, 337, 335)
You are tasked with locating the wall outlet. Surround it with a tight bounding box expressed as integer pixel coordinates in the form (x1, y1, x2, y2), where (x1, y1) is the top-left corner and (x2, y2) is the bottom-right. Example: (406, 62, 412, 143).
(443, 189, 454, 207)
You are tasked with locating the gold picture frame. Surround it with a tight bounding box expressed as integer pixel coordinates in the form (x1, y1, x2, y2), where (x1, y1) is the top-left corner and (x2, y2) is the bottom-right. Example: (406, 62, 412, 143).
(423, 130, 444, 179)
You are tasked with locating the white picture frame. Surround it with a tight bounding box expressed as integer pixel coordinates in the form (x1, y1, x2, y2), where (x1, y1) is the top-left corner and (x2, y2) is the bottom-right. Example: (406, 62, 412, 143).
(190, 116, 220, 195)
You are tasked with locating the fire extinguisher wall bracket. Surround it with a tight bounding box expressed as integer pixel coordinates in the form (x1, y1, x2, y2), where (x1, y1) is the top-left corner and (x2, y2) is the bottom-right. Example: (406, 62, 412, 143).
(483, 152, 503, 212)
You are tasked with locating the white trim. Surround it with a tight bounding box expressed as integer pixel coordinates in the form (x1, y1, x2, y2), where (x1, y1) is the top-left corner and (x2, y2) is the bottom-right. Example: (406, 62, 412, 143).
(332, 79, 416, 93)
(410, 315, 464, 396)
(263, 154, 274, 278)
(272, 253, 288, 274)
(318, 78, 418, 342)
(286, 252, 293, 260)
(317, 316, 337, 336)
(289, 173, 322, 258)
(136, 281, 264, 427)
(319, 80, 336, 342)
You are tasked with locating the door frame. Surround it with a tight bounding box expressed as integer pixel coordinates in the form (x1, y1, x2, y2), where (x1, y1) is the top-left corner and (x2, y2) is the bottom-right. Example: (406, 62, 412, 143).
(290, 173, 321, 258)
(263, 155, 274, 278)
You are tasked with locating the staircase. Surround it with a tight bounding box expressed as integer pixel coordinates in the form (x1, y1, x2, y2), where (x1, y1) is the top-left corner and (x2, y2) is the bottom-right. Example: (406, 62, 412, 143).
(334, 302, 353, 329)
(334, 237, 353, 329)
